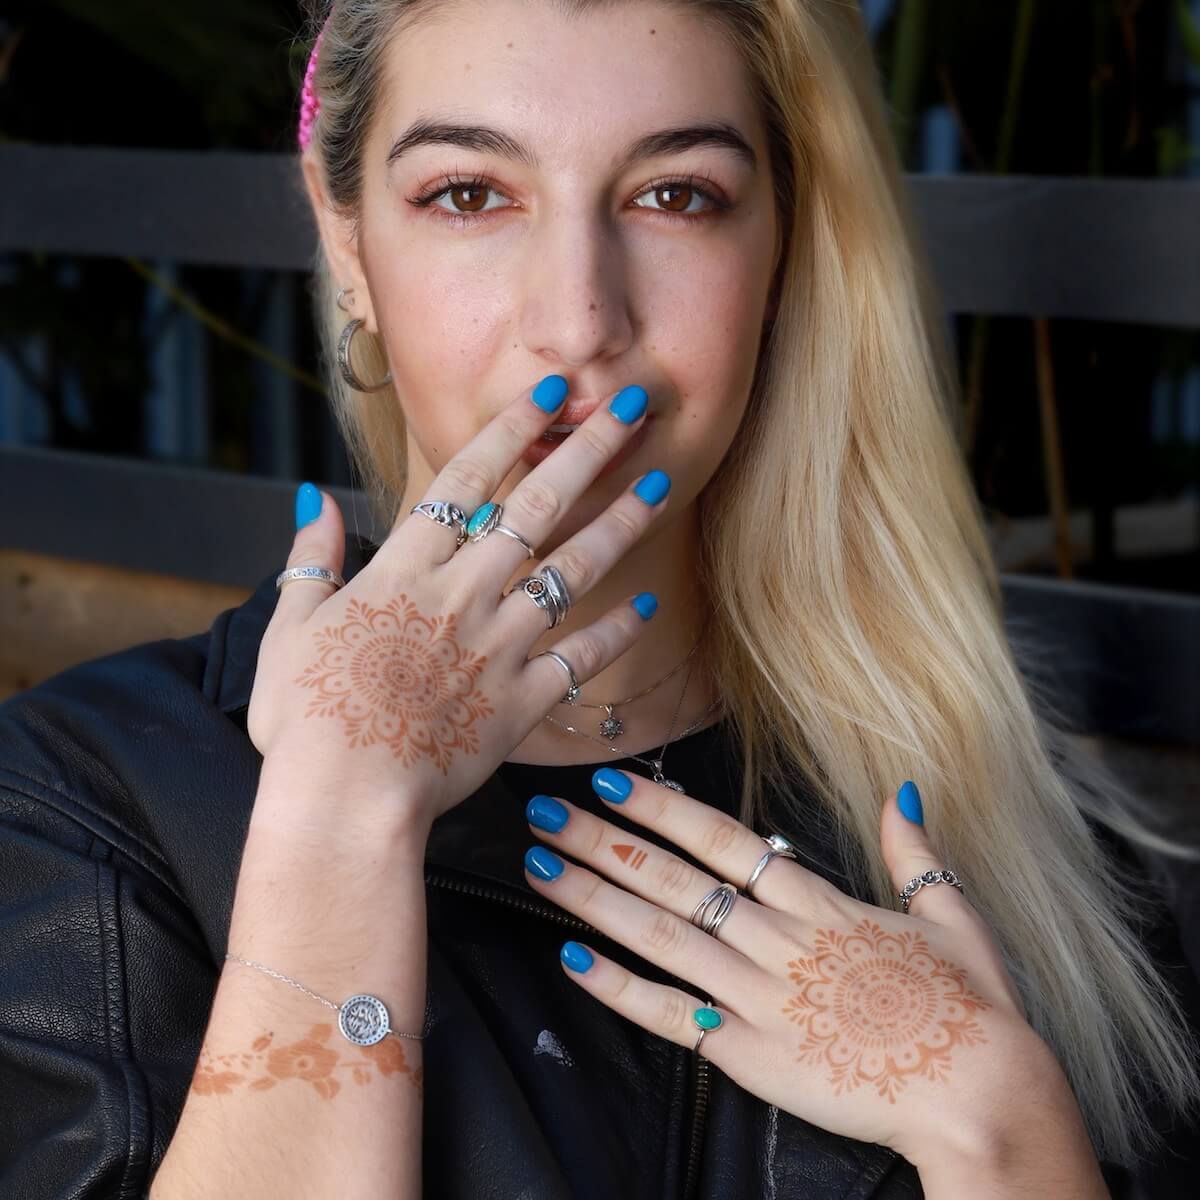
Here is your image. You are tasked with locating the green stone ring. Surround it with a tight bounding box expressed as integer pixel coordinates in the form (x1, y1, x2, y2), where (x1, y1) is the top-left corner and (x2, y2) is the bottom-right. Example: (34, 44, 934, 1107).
(692, 1005, 723, 1054)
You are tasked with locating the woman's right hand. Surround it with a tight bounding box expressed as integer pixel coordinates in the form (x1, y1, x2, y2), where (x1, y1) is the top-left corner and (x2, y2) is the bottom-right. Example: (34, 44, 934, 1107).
(246, 375, 669, 836)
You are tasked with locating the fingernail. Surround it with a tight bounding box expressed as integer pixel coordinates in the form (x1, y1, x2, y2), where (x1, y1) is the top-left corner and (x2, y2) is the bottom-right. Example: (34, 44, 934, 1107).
(525, 845, 564, 880)
(897, 780, 924, 825)
(526, 794, 569, 833)
(532, 374, 569, 412)
(608, 385, 648, 424)
(631, 592, 658, 621)
(561, 941, 594, 973)
(592, 767, 632, 804)
(634, 470, 671, 506)
(295, 482, 323, 530)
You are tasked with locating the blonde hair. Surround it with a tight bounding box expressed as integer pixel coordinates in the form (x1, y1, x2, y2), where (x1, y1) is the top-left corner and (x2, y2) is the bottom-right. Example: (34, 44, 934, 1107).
(296, 0, 1200, 1168)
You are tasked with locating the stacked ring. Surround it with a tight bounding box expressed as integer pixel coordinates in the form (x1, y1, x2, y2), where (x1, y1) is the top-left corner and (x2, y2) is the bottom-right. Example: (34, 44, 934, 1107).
(410, 500, 469, 548)
(466, 502, 536, 558)
(506, 564, 572, 629)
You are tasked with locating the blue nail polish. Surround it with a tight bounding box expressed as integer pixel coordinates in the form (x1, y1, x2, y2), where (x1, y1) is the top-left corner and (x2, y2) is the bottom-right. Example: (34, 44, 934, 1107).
(608, 385, 648, 424)
(526, 794, 569, 833)
(561, 941, 594, 973)
(592, 767, 632, 804)
(631, 592, 658, 621)
(295, 482, 322, 530)
(525, 845, 564, 880)
(634, 470, 671, 506)
(897, 780, 924, 825)
(532, 374, 569, 412)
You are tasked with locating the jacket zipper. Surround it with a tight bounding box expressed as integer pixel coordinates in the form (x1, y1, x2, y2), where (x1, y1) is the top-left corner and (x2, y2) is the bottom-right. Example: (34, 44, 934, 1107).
(425, 868, 708, 1199)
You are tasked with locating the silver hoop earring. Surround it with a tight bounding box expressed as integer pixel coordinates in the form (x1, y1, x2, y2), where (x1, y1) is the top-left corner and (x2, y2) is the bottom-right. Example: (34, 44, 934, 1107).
(336, 317, 393, 392)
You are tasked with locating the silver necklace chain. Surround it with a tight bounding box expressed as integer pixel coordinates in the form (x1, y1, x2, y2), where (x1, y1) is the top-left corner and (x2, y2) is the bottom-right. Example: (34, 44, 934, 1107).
(557, 625, 708, 741)
(542, 660, 724, 793)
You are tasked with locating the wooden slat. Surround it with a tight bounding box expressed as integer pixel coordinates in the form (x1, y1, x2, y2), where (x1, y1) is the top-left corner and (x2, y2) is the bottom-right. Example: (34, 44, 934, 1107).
(0, 549, 250, 702)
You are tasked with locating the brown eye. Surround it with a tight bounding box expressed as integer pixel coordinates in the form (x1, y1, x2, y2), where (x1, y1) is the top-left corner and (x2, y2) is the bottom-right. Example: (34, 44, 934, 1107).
(448, 184, 489, 213)
(655, 184, 694, 213)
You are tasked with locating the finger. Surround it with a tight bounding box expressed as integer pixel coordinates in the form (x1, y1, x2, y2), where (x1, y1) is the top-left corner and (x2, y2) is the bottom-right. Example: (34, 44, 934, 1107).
(273, 483, 347, 632)
(500, 469, 671, 633)
(523, 791, 794, 966)
(521, 845, 765, 1015)
(389, 373, 571, 564)
(581, 767, 831, 918)
(524, 593, 658, 711)
(464, 384, 653, 578)
(880, 780, 972, 923)
(555, 939, 754, 1068)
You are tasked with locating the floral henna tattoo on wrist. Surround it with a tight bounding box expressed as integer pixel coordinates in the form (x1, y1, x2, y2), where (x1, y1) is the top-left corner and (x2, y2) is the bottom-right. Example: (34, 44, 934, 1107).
(294, 596, 493, 774)
(782, 918, 991, 1103)
(190, 1024, 423, 1101)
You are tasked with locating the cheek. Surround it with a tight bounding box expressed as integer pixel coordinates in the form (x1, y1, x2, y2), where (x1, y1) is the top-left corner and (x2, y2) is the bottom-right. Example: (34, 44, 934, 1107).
(371, 255, 513, 470)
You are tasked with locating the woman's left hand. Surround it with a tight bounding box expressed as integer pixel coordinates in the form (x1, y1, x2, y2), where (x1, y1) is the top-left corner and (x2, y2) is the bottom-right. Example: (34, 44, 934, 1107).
(521, 770, 1080, 1172)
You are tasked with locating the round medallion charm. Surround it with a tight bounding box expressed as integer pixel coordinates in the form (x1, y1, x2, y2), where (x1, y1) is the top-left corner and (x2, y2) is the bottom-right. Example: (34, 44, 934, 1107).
(338, 993, 391, 1046)
(524, 578, 547, 598)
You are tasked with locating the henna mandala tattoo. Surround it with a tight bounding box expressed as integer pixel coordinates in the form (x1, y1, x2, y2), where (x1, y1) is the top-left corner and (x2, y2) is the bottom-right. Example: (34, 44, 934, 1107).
(294, 596, 493, 773)
(190, 1024, 423, 1100)
(782, 918, 991, 1103)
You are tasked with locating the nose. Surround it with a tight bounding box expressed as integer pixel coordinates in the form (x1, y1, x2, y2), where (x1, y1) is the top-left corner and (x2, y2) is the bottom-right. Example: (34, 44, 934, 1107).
(517, 210, 635, 368)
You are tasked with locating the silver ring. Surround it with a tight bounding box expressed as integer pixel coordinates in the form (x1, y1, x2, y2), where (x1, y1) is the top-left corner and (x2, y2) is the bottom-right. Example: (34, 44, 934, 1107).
(506, 565, 572, 629)
(743, 833, 799, 897)
(534, 650, 581, 703)
(275, 565, 346, 592)
(898, 868, 965, 914)
(466, 502, 536, 558)
(538, 564, 572, 621)
(692, 1005, 724, 1055)
(689, 882, 738, 939)
(411, 500, 469, 548)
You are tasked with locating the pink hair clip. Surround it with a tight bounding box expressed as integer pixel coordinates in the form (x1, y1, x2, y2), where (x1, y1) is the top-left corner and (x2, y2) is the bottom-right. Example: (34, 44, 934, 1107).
(297, 25, 328, 152)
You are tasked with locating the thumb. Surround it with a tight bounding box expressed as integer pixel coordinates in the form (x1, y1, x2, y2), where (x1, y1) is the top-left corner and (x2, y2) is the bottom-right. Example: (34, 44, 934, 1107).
(274, 481, 347, 629)
(879, 780, 969, 924)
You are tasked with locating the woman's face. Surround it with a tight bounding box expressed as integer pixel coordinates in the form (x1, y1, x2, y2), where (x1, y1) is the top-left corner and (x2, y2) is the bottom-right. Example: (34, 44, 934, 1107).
(340, 0, 780, 544)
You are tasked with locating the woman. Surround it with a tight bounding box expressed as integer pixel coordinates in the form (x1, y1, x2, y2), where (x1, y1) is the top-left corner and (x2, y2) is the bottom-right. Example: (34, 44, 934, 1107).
(2, 1, 1199, 1196)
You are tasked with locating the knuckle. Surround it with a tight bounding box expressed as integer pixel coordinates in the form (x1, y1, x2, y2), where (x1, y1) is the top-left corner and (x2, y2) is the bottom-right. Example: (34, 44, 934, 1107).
(655, 856, 699, 900)
(565, 630, 606, 677)
(604, 503, 643, 544)
(576, 425, 612, 461)
(642, 910, 689, 956)
(553, 547, 594, 593)
(700, 817, 744, 861)
(658, 989, 692, 1031)
(441, 457, 493, 498)
(578, 872, 605, 909)
(515, 479, 562, 523)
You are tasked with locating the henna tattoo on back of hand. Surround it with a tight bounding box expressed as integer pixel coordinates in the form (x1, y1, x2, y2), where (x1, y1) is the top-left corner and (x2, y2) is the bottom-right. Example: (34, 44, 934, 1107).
(782, 918, 991, 1103)
(294, 596, 493, 774)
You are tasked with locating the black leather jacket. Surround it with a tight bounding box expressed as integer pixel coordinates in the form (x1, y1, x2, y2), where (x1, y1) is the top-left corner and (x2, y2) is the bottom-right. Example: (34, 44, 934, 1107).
(1, 533, 1196, 1199)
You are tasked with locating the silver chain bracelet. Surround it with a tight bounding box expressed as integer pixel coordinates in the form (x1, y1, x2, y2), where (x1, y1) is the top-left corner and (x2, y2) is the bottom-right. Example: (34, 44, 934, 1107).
(224, 953, 424, 1046)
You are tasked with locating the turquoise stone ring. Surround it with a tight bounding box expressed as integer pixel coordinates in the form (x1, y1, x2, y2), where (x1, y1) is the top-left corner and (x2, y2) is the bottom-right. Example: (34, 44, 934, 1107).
(692, 1006, 724, 1055)
(466, 502, 501, 539)
(465, 501, 536, 558)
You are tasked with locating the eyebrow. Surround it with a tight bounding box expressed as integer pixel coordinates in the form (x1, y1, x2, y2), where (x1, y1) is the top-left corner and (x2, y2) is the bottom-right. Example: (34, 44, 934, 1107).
(385, 117, 758, 173)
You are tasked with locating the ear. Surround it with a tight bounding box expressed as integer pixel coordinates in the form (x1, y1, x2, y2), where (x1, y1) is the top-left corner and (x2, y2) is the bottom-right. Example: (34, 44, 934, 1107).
(300, 155, 380, 334)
